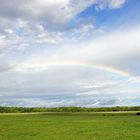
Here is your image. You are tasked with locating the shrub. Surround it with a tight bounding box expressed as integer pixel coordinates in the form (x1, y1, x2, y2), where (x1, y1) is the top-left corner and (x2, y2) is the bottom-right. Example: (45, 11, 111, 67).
(136, 112, 140, 115)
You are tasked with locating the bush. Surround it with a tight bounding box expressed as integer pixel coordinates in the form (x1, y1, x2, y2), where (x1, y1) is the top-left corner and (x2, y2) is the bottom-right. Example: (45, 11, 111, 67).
(136, 112, 140, 115)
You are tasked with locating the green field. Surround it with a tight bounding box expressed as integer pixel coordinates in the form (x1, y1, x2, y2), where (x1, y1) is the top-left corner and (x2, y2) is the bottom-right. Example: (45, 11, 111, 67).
(0, 112, 140, 140)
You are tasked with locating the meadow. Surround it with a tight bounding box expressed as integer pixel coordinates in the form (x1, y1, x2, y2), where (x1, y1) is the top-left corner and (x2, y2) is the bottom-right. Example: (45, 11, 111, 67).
(0, 112, 140, 140)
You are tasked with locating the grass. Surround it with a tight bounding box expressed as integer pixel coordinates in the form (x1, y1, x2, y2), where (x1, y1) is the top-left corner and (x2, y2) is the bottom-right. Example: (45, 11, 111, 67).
(0, 112, 140, 140)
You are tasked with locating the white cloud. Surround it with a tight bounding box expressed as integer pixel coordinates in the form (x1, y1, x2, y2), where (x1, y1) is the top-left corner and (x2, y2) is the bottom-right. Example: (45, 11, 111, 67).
(0, 0, 126, 27)
(1, 0, 140, 107)
(33, 25, 140, 76)
(0, 25, 137, 107)
(97, 0, 127, 9)
(0, 0, 127, 54)
(108, 0, 127, 8)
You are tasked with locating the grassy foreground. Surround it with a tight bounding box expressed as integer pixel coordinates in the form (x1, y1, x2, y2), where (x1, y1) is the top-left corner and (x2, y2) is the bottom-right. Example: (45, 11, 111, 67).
(0, 112, 140, 140)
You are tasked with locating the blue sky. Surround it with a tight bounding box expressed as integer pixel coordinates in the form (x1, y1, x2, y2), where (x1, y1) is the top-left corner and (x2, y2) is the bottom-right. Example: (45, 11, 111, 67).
(78, 0, 140, 30)
(0, 0, 140, 107)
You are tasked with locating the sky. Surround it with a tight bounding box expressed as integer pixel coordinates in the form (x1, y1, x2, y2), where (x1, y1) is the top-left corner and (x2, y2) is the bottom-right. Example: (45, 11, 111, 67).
(0, 0, 140, 107)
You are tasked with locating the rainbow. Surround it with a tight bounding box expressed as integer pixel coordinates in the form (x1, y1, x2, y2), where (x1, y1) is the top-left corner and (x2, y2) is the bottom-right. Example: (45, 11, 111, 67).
(20, 61, 131, 79)
(48, 62, 131, 78)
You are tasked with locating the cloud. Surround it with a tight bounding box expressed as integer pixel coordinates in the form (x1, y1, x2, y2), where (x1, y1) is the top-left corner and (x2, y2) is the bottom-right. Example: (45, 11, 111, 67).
(35, 25, 140, 77)
(1, 0, 140, 107)
(97, 0, 127, 9)
(109, 0, 127, 8)
(0, 93, 139, 107)
(0, 24, 137, 107)
(0, 0, 127, 27)
(1, 23, 140, 105)
(0, 0, 127, 54)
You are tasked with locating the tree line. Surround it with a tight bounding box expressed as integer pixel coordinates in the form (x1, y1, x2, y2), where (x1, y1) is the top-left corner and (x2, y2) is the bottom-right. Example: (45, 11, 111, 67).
(0, 106, 140, 113)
